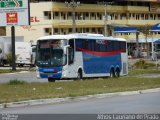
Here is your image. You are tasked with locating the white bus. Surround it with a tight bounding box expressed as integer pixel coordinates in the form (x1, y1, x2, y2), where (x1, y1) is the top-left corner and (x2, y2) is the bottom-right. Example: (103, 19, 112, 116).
(36, 33, 128, 82)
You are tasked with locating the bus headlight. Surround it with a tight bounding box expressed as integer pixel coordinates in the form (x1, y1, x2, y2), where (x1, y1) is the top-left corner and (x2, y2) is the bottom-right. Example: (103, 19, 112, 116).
(62, 68, 67, 77)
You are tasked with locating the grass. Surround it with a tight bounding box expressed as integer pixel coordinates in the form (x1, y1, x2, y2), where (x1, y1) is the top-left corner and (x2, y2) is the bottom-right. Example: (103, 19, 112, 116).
(0, 76, 160, 103)
(128, 69, 160, 76)
(8, 79, 27, 85)
(0, 69, 14, 74)
(0, 69, 22, 74)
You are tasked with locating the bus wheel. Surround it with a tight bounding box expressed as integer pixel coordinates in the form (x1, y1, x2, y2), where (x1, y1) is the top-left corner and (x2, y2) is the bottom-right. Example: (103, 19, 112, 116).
(0, 60, 4, 67)
(48, 78, 55, 82)
(110, 69, 115, 78)
(115, 68, 120, 78)
(77, 69, 83, 80)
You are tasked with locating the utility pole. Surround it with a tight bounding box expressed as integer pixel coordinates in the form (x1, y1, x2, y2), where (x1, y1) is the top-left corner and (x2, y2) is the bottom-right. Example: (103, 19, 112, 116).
(65, 0, 80, 33)
(98, 1, 114, 36)
(104, 4, 107, 36)
(11, 26, 16, 71)
(51, 0, 54, 35)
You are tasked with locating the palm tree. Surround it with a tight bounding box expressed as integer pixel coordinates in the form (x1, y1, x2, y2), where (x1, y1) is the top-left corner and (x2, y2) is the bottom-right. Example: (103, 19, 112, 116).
(138, 25, 152, 58)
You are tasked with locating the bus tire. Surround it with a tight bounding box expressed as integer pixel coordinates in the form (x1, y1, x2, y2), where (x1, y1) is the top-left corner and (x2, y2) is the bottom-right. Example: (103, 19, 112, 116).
(77, 69, 83, 80)
(115, 68, 120, 78)
(0, 60, 4, 67)
(110, 69, 115, 78)
(48, 78, 55, 82)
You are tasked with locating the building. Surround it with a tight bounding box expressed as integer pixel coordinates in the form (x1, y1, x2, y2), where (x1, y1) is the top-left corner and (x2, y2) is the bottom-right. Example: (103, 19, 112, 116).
(2, 0, 160, 48)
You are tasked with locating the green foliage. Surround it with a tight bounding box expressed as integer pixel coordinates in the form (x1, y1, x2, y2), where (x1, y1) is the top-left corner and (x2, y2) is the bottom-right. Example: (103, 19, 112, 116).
(129, 69, 160, 76)
(0, 27, 6, 36)
(8, 79, 27, 85)
(137, 25, 151, 35)
(0, 69, 12, 74)
(5, 53, 17, 66)
(133, 59, 156, 69)
(5, 53, 12, 66)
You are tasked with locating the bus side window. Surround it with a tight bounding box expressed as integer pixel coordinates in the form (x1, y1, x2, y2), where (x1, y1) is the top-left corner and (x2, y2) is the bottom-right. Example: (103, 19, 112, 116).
(68, 47, 74, 65)
(68, 39, 74, 64)
(69, 39, 75, 50)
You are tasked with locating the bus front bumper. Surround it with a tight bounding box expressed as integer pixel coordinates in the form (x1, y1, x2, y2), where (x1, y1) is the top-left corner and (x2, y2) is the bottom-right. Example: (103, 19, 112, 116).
(39, 72, 62, 79)
(36, 67, 62, 79)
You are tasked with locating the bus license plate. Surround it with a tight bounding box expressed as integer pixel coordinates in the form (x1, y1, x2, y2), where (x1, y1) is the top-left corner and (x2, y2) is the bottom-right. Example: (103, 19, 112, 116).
(48, 74, 53, 77)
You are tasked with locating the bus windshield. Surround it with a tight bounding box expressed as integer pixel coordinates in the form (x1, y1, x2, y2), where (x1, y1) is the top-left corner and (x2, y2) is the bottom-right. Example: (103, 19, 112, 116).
(36, 39, 67, 67)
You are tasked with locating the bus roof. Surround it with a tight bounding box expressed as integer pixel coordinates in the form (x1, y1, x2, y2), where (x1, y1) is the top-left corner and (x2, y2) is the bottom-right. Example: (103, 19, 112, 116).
(38, 33, 126, 42)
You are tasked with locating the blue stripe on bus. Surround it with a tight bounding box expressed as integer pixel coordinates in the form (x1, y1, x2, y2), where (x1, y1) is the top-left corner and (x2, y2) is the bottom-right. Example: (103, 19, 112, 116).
(82, 52, 122, 74)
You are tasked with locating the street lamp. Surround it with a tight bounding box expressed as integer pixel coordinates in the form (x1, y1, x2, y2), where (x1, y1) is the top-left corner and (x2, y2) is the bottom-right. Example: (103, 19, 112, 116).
(65, 0, 80, 33)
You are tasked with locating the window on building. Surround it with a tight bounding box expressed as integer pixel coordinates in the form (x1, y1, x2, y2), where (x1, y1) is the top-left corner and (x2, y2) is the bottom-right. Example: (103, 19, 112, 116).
(86, 28, 89, 32)
(54, 28, 58, 33)
(69, 28, 72, 33)
(122, 13, 127, 20)
(114, 14, 118, 20)
(128, 13, 131, 19)
(44, 28, 50, 33)
(145, 14, 148, 20)
(97, 13, 100, 20)
(61, 12, 66, 20)
(92, 28, 95, 33)
(153, 14, 156, 20)
(68, 12, 72, 17)
(132, 13, 135, 19)
(44, 11, 50, 19)
(55, 12, 59, 16)
(136, 14, 139, 20)
(150, 14, 153, 20)
(86, 12, 89, 17)
(91, 12, 94, 17)
(141, 14, 144, 20)
(44, 11, 48, 16)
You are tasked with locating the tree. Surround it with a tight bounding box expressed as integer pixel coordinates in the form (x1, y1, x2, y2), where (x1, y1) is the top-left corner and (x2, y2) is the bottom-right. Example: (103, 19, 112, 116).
(6, 53, 17, 66)
(137, 25, 152, 58)
(0, 27, 6, 36)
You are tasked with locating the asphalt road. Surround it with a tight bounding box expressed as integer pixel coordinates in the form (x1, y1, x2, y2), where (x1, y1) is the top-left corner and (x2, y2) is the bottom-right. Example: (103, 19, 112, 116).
(0, 92, 160, 114)
(0, 71, 47, 83)
(1, 70, 160, 84)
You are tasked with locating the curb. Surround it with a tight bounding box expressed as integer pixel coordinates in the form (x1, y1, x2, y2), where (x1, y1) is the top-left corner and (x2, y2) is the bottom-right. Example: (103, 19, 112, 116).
(0, 88, 160, 109)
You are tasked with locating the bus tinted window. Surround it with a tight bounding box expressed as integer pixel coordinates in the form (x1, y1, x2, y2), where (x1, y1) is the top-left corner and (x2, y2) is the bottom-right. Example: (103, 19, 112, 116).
(107, 41, 113, 52)
(120, 41, 126, 52)
(75, 39, 126, 52)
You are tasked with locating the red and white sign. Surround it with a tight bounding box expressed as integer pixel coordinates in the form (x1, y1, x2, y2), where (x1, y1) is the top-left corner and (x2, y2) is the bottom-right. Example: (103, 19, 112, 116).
(0, 0, 30, 26)
(6, 12, 18, 24)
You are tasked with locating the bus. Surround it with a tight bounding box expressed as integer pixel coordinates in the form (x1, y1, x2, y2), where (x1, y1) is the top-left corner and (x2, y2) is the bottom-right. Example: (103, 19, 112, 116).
(36, 33, 128, 82)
